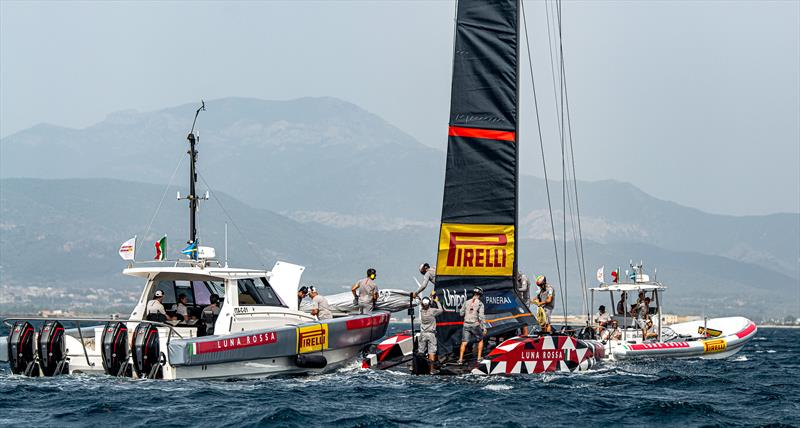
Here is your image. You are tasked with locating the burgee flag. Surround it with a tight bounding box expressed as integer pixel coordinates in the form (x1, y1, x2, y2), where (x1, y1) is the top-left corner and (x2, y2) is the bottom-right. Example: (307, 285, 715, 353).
(596, 266, 604, 284)
(118, 236, 136, 261)
(154, 236, 167, 260)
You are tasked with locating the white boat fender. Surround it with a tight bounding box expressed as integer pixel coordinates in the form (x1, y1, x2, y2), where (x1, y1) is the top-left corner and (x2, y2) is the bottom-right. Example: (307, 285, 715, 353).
(295, 354, 327, 369)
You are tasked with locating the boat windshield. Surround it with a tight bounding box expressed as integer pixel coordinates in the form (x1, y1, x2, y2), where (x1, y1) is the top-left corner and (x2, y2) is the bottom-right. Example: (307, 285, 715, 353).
(236, 278, 286, 307)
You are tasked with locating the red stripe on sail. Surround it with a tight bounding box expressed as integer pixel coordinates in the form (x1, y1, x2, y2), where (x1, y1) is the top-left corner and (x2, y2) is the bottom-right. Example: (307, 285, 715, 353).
(448, 126, 515, 142)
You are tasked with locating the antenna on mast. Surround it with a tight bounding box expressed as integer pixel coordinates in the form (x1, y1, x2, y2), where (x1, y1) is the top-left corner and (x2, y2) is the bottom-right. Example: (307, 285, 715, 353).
(177, 100, 209, 251)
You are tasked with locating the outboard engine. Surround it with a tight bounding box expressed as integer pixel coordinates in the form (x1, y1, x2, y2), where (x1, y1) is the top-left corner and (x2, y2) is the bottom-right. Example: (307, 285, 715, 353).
(8, 321, 39, 376)
(37, 320, 68, 376)
(132, 323, 163, 379)
(101, 322, 131, 377)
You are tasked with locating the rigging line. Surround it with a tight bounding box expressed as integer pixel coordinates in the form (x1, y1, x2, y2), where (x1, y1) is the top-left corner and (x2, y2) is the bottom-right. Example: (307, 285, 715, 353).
(544, 0, 563, 132)
(197, 173, 270, 270)
(143, 154, 186, 241)
(556, 0, 569, 321)
(555, 0, 590, 317)
(521, 0, 566, 321)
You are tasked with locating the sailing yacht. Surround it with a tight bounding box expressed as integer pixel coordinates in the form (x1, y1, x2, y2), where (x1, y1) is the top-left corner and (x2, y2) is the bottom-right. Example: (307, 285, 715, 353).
(0, 105, 389, 379)
(363, 0, 605, 375)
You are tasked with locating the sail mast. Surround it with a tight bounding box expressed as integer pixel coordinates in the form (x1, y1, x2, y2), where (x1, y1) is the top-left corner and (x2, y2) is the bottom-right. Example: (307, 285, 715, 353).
(434, 0, 531, 356)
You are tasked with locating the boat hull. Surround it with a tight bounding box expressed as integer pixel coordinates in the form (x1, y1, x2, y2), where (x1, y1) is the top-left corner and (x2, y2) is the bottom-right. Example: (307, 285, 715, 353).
(1, 312, 390, 380)
(609, 317, 757, 360)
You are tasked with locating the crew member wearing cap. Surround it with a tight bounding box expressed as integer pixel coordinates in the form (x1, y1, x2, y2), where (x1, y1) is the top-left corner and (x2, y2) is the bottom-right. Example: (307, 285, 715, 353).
(351, 268, 379, 314)
(516, 271, 532, 336)
(532, 275, 555, 334)
(418, 295, 444, 373)
(594, 304, 611, 334)
(458, 287, 487, 365)
(145, 290, 175, 322)
(308, 286, 332, 321)
(413, 263, 436, 298)
(297, 286, 309, 309)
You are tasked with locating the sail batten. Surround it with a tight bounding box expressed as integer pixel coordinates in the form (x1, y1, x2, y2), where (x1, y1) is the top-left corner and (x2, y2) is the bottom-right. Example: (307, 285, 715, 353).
(434, 0, 531, 356)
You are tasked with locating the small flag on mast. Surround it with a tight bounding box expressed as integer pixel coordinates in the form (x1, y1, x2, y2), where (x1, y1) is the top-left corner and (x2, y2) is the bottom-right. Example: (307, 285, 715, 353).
(181, 241, 198, 260)
(118, 236, 136, 261)
(154, 236, 167, 261)
(596, 266, 604, 284)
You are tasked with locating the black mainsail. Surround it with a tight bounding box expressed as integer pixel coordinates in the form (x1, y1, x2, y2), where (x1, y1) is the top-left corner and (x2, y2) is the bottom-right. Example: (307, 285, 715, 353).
(434, 0, 532, 355)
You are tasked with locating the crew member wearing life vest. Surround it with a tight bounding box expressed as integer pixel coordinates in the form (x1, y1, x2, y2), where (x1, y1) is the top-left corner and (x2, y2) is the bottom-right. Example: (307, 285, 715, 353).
(352, 268, 379, 314)
(458, 287, 487, 365)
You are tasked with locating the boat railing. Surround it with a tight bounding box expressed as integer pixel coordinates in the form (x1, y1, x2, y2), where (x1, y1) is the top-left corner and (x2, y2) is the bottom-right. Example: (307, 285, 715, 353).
(2, 316, 186, 368)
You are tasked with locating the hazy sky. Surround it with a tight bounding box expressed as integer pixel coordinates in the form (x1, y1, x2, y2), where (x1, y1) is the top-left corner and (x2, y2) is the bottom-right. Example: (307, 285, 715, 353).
(1, 0, 798, 216)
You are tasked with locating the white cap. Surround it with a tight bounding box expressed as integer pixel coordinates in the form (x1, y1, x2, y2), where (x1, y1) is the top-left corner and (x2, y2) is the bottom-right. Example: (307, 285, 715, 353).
(154, 290, 164, 298)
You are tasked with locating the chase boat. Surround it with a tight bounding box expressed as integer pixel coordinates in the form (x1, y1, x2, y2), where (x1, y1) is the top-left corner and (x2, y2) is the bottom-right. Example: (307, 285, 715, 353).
(590, 263, 757, 360)
(0, 105, 389, 379)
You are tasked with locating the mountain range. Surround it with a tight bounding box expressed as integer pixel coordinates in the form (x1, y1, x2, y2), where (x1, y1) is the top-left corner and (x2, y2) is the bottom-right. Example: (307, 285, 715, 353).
(1, 97, 797, 318)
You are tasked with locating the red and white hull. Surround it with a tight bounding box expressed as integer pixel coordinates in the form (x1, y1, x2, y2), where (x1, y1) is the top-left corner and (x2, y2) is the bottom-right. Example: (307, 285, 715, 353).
(609, 316, 757, 360)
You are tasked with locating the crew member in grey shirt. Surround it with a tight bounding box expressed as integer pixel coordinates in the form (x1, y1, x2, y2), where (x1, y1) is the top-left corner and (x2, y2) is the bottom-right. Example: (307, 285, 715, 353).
(308, 286, 332, 320)
(458, 287, 487, 365)
(351, 268, 379, 314)
(413, 263, 436, 298)
(516, 271, 532, 335)
(418, 296, 444, 373)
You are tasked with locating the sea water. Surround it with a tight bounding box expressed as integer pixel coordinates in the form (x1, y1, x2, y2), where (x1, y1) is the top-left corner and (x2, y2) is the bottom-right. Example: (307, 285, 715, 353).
(0, 326, 797, 427)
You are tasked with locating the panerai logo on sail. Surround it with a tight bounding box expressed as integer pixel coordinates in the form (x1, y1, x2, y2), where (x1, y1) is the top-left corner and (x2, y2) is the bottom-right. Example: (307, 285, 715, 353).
(437, 223, 514, 276)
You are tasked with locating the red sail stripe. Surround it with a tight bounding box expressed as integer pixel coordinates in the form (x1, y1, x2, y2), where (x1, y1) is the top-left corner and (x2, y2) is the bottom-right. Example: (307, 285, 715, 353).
(448, 126, 515, 142)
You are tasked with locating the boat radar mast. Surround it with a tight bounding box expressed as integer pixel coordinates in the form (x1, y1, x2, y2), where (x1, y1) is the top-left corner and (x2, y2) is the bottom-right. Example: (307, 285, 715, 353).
(177, 100, 209, 248)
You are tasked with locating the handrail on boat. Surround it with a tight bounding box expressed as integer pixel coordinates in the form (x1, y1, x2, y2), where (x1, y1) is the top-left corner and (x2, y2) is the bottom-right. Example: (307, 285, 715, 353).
(3, 316, 186, 368)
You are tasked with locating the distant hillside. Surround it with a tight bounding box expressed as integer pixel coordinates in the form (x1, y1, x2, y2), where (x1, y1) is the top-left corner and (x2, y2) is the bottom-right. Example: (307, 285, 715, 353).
(0, 97, 797, 317)
(0, 178, 796, 318)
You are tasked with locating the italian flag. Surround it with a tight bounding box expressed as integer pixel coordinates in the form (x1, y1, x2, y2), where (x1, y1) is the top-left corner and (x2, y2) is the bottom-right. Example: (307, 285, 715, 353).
(154, 236, 167, 261)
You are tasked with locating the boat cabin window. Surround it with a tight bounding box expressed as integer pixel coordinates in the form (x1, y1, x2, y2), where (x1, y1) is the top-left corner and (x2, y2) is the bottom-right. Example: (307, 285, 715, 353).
(236, 278, 286, 307)
(151, 280, 225, 307)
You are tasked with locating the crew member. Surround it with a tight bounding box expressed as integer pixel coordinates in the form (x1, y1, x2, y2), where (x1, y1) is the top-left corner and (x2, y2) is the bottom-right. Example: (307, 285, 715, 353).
(458, 287, 487, 365)
(176, 293, 190, 322)
(594, 305, 611, 333)
(145, 290, 174, 322)
(601, 319, 622, 341)
(516, 271, 532, 336)
(635, 296, 649, 338)
(616, 292, 627, 315)
(308, 286, 332, 321)
(532, 275, 555, 334)
(352, 268, 379, 314)
(418, 296, 444, 374)
(201, 294, 221, 336)
(413, 263, 436, 298)
(297, 286, 309, 308)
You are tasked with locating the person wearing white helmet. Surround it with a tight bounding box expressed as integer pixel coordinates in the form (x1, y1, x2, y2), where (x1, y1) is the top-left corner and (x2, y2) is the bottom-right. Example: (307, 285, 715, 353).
(308, 286, 332, 321)
(458, 287, 487, 365)
(417, 295, 443, 373)
(413, 263, 436, 298)
(532, 275, 555, 334)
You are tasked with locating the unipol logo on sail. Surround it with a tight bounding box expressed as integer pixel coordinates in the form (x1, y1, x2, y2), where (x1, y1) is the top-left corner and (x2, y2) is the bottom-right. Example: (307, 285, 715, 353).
(437, 223, 514, 276)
